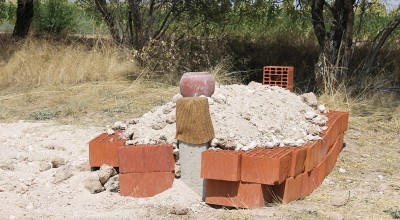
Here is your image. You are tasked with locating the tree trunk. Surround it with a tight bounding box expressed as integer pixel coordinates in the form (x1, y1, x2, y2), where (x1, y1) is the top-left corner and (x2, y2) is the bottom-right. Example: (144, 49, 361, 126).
(362, 6, 400, 76)
(12, 0, 34, 39)
(95, 0, 122, 45)
(312, 0, 355, 92)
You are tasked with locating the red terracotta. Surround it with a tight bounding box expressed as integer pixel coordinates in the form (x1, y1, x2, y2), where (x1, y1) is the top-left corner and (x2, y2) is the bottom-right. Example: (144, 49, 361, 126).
(89, 131, 126, 168)
(118, 144, 174, 174)
(300, 171, 314, 198)
(201, 150, 244, 181)
(339, 111, 349, 133)
(262, 66, 294, 92)
(326, 133, 344, 174)
(241, 147, 292, 185)
(304, 141, 320, 172)
(205, 179, 273, 209)
(289, 146, 307, 177)
(273, 174, 303, 203)
(119, 172, 174, 197)
(310, 159, 326, 189)
(179, 72, 215, 97)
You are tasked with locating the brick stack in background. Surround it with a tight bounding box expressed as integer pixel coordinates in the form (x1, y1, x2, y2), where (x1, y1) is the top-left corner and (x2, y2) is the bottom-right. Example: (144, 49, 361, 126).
(88, 130, 126, 168)
(201, 111, 349, 208)
(262, 66, 294, 92)
(118, 144, 175, 197)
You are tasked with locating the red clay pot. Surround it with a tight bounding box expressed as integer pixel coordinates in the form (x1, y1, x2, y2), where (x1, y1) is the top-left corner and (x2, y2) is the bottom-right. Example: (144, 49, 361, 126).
(179, 72, 215, 97)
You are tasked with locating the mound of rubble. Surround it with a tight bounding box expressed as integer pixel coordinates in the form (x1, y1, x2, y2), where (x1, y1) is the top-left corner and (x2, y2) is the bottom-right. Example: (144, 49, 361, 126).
(111, 82, 327, 151)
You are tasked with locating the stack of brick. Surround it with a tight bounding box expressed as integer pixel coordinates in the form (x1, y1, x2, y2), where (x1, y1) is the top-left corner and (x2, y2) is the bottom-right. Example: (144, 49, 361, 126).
(118, 144, 175, 197)
(89, 132, 175, 197)
(201, 111, 349, 208)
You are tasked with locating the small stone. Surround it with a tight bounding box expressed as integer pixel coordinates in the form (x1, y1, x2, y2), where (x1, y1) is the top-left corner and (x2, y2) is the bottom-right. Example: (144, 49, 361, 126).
(301, 92, 319, 107)
(125, 140, 135, 145)
(211, 138, 218, 147)
(295, 139, 305, 146)
(339, 168, 346, 173)
(84, 173, 104, 194)
(211, 93, 227, 104)
(207, 97, 214, 105)
(113, 121, 124, 129)
(53, 165, 73, 184)
(98, 164, 117, 185)
(104, 175, 119, 192)
(151, 122, 167, 130)
(39, 161, 52, 172)
(330, 194, 348, 207)
(106, 128, 115, 135)
(318, 104, 326, 112)
(377, 175, 384, 181)
(265, 142, 276, 148)
(51, 157, 65, 168)
(174, 165, 181, 178)
(170, 205, 189, 215)
(172, 93, 183, 103)
(305, 111, 317, 120)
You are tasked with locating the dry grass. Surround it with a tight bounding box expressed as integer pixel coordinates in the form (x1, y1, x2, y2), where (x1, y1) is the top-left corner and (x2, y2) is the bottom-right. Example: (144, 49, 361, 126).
(0, 37, 179, 125)
(0, 37, 136, 88)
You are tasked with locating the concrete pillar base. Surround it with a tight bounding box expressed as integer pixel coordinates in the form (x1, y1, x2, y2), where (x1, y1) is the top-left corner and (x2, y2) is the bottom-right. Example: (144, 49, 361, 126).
(179, 141, 209, 200)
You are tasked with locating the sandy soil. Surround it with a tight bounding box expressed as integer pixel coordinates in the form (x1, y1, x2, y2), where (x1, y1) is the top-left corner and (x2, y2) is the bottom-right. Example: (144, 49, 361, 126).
(0, 121, 399, 219)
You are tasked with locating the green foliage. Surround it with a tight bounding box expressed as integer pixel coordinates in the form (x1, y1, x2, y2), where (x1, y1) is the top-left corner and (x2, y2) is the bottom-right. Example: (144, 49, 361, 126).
(0, 1, 16, 22)
(34, 0, 77, 34)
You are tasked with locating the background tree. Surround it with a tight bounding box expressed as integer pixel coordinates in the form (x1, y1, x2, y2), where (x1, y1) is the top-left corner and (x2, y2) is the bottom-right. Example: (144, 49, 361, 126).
(311, 0, 356, 91)
(12, 0, 34, 38)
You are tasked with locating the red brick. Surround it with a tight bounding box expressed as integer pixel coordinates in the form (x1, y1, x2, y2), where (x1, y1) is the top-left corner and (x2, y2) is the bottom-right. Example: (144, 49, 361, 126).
(89, 131, 126, 167)
(205, 179, 272, 209)
(119, 172, 174, 197)
(201, 150, 244, 181)
(326, 133, 344, 174)
(262, 66, 294, 92)
(300, 171, 313, 198)
(304, 141, 320, 172)
(339, 111, 349, 133)
(118, 144, 174, 174)
(241, 147, 292, 185)
(289, 146, 307, 177)
(273, 174, 303, 204)
(310, 159, 326, 189)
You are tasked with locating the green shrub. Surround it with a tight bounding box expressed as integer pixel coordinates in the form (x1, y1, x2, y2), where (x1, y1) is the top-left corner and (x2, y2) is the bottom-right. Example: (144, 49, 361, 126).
(35, 0, 77, 34)
(0, 1, 16, 22)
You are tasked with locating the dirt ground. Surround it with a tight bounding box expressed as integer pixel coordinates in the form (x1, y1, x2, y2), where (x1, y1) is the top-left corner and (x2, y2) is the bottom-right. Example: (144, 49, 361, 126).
(0, 117, 399, 220)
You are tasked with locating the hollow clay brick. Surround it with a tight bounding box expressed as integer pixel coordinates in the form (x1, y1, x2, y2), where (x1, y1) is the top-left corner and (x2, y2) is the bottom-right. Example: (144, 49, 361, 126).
(304, 141, 320, 172)
(326, 133, 344, 174)
(89, 131, 126, 168)
(119, 172, 174, 197)
(300, 171, 313, 198)
(289, 146, 307, 177)
(273, 174, 303, 204)
(118, 144, 174, 174)
(310, 159, 326, 189)
(241, 147, 292, 185)
(339, 111, 349, 133)
(205, 179, 273, 209)
(201, 150, 244, 181)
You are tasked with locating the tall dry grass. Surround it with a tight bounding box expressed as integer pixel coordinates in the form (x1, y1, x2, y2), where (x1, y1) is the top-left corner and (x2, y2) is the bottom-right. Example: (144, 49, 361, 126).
(0, 37, 180, 124)
(0, 38, 135, 88)
(318, 67, 400, 133)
